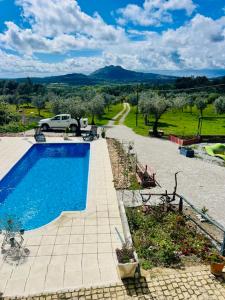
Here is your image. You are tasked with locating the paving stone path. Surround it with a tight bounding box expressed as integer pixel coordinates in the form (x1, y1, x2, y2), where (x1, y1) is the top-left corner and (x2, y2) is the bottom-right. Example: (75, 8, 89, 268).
(4, 265, 225, 299)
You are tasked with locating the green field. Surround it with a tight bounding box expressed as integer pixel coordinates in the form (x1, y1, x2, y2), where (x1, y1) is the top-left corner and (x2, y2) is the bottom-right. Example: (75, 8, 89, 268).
(124, 104, 225, 137)
(92, 103, 123, 126)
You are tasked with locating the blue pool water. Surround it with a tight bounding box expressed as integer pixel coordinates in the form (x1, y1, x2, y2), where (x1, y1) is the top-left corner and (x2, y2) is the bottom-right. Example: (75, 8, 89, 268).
(0, 143, 90, 230)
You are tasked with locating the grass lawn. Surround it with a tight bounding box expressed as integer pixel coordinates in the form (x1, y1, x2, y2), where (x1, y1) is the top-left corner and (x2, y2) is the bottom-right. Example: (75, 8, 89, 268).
(92, 103, 123, 126)
(124, 104, 225, 137)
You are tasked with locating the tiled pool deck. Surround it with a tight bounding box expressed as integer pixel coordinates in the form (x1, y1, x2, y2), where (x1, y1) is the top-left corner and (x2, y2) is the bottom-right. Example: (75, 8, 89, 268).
(0, 137, 124, 297)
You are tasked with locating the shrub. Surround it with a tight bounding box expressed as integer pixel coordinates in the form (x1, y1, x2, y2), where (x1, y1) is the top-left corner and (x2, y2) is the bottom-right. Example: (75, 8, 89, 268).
(116, 244, 136, 263)
(126, 206, 214, 269)
(208, 251, 225, 263)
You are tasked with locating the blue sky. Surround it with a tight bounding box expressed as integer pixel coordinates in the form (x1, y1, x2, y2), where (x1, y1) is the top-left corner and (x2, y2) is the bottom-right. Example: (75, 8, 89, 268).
(0, 0, 225, 77)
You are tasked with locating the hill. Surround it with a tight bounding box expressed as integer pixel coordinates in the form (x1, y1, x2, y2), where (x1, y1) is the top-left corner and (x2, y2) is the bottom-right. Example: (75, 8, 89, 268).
(16, 73, 98, 85)
(90, 65, 177, 83)
(12, 65, 177, 85)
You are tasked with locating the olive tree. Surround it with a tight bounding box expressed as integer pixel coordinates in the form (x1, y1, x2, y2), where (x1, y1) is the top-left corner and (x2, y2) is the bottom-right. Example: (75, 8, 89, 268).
(214, 96, 225, 114)
(102, 93, 115, 112)
(51, 97, 65, 115)
(139, 92, 172, 136)
(65, 97, 87, 136)
(186, 97, 195, 113)
(127, 93, 138, 106)
(32, 96, 46, 116)
(88, 94, 105, 125)
(196, 97, 207, 116)
(173, 94, 187, 112)
(0, 101, 10, 125)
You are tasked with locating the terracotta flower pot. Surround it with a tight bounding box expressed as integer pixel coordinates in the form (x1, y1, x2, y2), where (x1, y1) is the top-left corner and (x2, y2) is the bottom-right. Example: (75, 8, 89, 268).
(210, 262, 225, 275)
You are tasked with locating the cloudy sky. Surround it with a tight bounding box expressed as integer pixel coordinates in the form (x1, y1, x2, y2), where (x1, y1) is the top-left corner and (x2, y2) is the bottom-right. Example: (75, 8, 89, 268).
(0, 0, 225, 78)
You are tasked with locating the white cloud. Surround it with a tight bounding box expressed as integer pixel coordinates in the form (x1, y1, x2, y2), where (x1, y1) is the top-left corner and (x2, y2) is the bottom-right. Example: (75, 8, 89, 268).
(0, 1, 225, 77)
(117, 0, 196, 26)
(0, 0, 126, 55)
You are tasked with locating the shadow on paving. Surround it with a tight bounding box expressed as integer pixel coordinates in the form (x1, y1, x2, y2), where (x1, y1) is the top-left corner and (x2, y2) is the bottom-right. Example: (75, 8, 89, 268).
(123, 276, 153, 299)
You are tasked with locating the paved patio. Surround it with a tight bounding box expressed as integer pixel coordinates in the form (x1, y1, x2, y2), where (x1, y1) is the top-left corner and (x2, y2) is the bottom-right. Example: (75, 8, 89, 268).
(0, 137, 124, 297)
(3, 265, 225, 300)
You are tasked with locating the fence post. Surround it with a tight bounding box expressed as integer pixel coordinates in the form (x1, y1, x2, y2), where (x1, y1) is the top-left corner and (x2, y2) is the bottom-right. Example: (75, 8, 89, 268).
(221, 232, 225, 256)
(179, 197, 183, 213)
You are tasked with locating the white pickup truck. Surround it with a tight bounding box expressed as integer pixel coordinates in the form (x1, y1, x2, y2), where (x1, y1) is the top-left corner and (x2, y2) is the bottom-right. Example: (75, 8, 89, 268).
(38, 114, 88, 132)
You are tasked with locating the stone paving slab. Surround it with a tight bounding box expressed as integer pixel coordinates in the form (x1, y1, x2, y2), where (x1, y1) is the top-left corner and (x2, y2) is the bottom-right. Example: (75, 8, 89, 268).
(2, 265, 225, 299)
(0, 137, 124, 297)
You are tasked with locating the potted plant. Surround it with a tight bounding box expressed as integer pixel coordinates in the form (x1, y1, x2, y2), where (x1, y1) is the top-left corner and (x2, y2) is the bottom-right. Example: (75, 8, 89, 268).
(208, 252, 225, 275)
(197, 206, 209, 222)
(116, 243, 138, 279)
(63, 127, 70, 140)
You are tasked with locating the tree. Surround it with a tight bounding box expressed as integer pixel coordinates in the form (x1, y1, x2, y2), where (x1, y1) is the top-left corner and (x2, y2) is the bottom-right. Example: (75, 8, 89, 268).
(139, 92, 172, 136)
(51, 97, 65, 115)
(207, 93, 219, 104)
(66, 97, 87, 136)
(214, 96, 225, 114)
(32, 96, 46, 116)
(127, 93, 138, 106)
(0, 101, 10, 125)
(173, 94, 187, 112)
(196, 97, 207, 116)
(186, 97, 195, 113)
(88, 94, 105, 125)
(102, 93, 115, 111)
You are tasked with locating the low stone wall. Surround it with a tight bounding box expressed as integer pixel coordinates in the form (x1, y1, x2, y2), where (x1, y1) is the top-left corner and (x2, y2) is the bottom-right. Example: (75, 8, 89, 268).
(169, 135, 201, 146)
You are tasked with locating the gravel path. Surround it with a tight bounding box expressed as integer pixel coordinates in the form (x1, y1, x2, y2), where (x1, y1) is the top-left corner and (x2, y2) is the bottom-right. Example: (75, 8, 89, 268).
(108, 125, 225, 227)
(119, 102, 130, 124)
(107, 103, 127, 127)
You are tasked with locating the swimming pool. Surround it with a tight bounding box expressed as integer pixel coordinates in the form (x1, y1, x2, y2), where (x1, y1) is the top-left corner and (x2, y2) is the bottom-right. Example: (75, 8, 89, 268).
(0, 143, 90, 230)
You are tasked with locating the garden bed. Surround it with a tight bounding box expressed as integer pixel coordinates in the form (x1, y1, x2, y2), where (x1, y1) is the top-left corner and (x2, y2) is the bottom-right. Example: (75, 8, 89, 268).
(107, 138, 139, 190)
(126, 205, 216, 270)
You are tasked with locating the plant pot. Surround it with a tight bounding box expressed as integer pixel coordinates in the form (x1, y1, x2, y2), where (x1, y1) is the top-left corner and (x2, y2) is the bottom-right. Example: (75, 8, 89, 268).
(63, 133, 69, 140)
(117, 261, 138, 279)
(210, 262, 225, 275)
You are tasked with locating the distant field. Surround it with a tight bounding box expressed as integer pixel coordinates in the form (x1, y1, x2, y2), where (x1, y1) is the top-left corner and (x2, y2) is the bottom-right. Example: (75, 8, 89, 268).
(9, 103, 53, 119)
(93, 103, 123, 126)
(124, 104, 225, 137)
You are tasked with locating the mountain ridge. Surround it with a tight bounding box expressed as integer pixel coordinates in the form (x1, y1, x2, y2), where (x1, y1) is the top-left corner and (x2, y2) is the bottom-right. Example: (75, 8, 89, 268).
(12, 65, 178, 85)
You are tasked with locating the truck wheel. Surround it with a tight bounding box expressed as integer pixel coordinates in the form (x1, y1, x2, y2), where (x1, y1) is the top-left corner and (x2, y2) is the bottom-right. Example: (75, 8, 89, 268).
(70, 124, 78, 133)
(41, 124, 49, 131)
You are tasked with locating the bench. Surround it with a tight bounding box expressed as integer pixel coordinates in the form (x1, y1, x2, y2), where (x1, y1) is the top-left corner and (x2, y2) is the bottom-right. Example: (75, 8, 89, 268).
(149, 129, 164, 137)
(136, 163, 157, 188)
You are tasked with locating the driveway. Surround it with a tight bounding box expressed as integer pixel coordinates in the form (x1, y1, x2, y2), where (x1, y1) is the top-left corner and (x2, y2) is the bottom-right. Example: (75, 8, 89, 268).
(108, 124, 225, 227)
